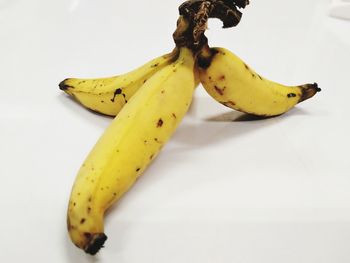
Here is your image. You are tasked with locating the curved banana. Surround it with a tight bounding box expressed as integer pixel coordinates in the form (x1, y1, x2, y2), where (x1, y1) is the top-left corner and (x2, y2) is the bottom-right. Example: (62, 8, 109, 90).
(67, 47, 196, 255)
(198, 47, 321, 117)
(59, 50, 177, 116)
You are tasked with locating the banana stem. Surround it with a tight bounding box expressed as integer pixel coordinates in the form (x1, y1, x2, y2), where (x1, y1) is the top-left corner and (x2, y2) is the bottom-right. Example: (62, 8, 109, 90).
(193, 1, 212, 45)
(173, 0, 249, 53)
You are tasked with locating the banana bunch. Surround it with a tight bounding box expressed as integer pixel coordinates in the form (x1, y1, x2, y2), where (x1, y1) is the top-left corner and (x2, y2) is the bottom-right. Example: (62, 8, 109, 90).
(60, 0, 320, 256)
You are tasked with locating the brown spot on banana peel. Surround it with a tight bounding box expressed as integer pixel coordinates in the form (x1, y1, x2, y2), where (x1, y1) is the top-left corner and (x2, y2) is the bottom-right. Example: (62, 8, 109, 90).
(154, 138, 163, 144)
(299, 83, 321, 103)
(214, 85, 225, 95)
(221, 101, 236, 108)
(122, 93, 128, 103)
(111, 88, 122, 102)
(157, 119, 164, 127)
(243, 63, 257, 78)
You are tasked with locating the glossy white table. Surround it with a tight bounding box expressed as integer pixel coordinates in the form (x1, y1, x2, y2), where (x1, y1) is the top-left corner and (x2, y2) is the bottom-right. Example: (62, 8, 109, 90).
(1, 0, 350, 262)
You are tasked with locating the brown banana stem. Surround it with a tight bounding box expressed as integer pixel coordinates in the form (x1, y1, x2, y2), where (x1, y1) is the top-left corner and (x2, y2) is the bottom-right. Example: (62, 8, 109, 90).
(174, 0, 249, 52)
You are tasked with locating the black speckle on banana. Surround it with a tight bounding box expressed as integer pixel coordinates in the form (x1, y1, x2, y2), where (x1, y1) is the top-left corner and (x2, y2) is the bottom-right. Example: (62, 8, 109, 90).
(67, 48, 196, 255)
(59, 50, 178, 116)
(198, 47, 321, 117)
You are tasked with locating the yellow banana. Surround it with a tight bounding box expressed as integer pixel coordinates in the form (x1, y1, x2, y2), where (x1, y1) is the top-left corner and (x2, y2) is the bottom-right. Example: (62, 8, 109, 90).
(59, 50, 177, 116)
(67, 47, 196, 255)
(198, 47, 321, 117)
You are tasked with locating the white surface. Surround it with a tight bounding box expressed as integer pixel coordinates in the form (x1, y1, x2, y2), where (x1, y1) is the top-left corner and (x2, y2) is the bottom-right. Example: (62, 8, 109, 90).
(1, 0, 350, 262)
(330, 0, 350, 20)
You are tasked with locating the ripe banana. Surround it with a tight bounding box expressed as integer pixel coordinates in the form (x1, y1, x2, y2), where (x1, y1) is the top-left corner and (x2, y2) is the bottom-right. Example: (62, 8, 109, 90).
(67, 47, 196, 255)
(59, 51, 177, 116)
(198, 47, 321, 117)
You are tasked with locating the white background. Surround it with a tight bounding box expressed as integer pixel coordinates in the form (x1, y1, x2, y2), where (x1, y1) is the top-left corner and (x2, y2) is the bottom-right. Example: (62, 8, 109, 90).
(1, 0, 350, 262)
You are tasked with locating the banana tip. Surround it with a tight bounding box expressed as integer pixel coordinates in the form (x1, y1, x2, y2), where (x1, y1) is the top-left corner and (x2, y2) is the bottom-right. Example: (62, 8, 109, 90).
(59, 79, 71, 91)
(84, 233, 108, 255)
(314, 83, 322, 93)
(299, 82, 321, 102)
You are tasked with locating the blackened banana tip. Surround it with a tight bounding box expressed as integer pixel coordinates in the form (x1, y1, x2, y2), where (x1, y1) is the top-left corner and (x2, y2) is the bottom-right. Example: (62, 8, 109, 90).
(84, 233, 107, 255)
(59, 79, 70, 91)
(299, 83, 321, 103)
(314, 82, 322, 92)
